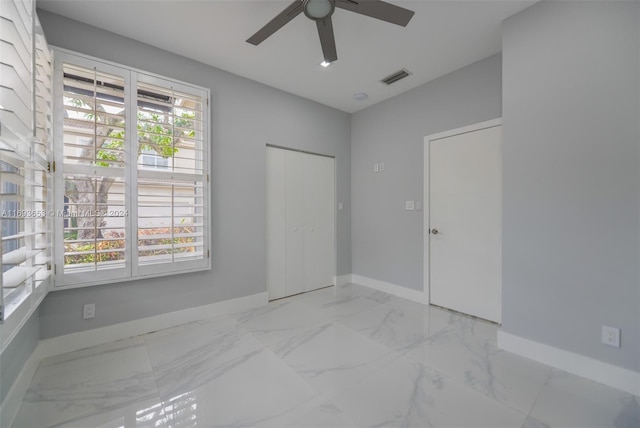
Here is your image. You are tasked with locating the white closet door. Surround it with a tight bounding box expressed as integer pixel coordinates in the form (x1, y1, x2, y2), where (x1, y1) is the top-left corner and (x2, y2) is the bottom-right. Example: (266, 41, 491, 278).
(304, 154, 335, 292)
(285, 150, 307, 296)
(266, 147, 287, 300)
(267, 147, 336, 300)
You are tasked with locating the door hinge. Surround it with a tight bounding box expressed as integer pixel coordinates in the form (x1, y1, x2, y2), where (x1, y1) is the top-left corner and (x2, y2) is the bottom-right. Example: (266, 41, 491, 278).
(47, 161, 56, 173)
(0, 303, 4, 323)
(54, 264, 57, 274)
(206, 98, 209, 106)
(206, 174, 209, 183)
(207, 249, 210, 258)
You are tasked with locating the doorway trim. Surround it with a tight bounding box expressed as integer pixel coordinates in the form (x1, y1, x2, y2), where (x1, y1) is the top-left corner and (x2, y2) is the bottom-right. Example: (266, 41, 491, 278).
(422, 118, 503, 301)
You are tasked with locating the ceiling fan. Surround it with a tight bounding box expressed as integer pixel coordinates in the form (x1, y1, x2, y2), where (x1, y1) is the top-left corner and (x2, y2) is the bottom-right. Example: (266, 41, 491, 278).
(247, 0, 415, 64)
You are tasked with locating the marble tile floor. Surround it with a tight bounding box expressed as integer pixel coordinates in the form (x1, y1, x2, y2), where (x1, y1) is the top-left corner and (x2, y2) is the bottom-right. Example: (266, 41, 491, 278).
(12, 283, 640, 428)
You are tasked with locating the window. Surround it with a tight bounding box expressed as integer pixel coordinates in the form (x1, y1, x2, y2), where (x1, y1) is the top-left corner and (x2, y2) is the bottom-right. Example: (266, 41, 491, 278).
(54, 50, 210, 287)
(1, 1, 52, 326)
(135, 78, 207, 273)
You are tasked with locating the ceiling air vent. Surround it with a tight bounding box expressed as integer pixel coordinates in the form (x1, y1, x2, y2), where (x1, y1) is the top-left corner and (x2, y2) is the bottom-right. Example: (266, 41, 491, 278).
(381, 68, 412, 85)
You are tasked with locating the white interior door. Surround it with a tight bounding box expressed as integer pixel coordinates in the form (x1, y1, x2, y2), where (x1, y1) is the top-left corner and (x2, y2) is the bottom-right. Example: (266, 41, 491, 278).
(428, 124, 502, 323)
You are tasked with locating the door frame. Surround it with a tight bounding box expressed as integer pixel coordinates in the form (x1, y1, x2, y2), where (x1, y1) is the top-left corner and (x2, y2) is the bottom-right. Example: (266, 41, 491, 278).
(422, 118, 502, 302)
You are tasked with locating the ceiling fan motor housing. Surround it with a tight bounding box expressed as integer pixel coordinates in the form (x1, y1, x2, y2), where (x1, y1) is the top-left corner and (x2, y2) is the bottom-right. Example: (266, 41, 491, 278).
(303, 0, 335, 20)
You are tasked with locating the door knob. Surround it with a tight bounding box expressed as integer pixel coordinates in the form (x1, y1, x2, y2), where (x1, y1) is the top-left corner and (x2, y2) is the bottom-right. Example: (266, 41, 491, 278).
(431, 229, 439, 235)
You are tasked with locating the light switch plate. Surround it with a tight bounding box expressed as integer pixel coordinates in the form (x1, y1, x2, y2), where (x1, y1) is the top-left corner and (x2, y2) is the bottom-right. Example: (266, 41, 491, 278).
(374, 163, 379, 173)
(405, 201, 415, 211)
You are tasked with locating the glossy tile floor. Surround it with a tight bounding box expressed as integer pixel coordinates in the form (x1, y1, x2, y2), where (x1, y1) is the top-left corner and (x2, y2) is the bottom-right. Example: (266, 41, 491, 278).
(13, 284, 640, 427)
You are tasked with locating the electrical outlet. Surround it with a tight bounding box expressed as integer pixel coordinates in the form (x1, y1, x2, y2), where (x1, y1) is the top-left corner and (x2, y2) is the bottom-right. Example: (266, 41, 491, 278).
(379, 162, 384, 172)
(405, 201, 415, 211)
(83, 303, 95, 319)
(602, 326, 620, 348)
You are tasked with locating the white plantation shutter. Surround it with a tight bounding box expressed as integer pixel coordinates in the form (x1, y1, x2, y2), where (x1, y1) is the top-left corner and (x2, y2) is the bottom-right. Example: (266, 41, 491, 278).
(61, 64, 127, 168)
(0, 0, 33, 150)
(31, 15, 53, 293)
(1, 155, 50, 319)
(1, 2, 52, 323)
(54, 50, 210, 288)
(34, 19, 51, 161)
(135, 77, 208, 275)
(57, 58, 130, 285)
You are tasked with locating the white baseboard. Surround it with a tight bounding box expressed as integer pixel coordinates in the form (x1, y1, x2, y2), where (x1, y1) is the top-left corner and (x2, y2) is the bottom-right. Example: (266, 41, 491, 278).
(336, 274, 352, 287)
(351, 274, 429, 305)
(38, 292, 268, 360)
(498, 330, 640, 396)
(0, 345, 41, 428)
(1, 291, 268, 427)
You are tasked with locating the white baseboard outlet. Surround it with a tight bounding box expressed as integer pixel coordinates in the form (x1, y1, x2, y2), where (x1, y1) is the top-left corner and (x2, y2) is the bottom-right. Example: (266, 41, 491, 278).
(498, 330, 640, 396)
(350, 274, 429, 305)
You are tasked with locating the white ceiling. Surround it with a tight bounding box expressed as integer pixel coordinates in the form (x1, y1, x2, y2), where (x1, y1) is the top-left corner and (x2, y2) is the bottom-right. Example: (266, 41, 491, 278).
(37, 0, 536, 113)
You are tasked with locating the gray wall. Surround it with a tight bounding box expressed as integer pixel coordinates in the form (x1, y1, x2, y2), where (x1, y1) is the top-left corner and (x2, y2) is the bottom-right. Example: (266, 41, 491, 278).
(37, 10, 351, 338)
(0, 310, 39, 405)
(502, 1, 640, 371)
(350, 54, 502, 290)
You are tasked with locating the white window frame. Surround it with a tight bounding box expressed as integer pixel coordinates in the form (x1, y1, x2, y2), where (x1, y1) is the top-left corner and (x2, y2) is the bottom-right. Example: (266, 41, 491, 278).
(52, 48, 210, 289)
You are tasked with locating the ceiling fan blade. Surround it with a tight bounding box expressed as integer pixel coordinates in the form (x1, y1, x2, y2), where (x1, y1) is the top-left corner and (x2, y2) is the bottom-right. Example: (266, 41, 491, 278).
(316, 17, 338, 63)
(246, 0, 304, 45)
(335, 0, 414, 27)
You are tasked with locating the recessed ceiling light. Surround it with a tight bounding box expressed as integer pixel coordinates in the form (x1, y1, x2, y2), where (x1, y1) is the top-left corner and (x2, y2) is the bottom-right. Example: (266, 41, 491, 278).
(353, 92, 368, 102)
(320, 61, 332, 68)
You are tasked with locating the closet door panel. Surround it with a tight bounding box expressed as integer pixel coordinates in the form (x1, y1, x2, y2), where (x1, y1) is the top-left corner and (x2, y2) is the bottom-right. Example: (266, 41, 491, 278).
(266, 147, 287, 300)
(304, 154, 335, 292)
(285, 150, 306, 296)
